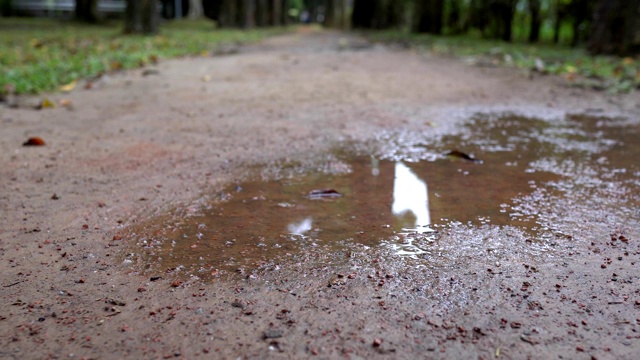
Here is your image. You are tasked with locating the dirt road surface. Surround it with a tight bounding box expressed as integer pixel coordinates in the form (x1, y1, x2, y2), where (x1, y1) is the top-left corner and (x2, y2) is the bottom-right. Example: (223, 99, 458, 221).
(1, 28, 640, 359)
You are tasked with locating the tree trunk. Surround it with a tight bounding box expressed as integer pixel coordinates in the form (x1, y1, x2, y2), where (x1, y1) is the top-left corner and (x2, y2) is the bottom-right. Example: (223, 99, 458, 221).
(188, 0, 203, 18)
(76, 0, 98, 23)
(528, 0, 541, 43)
(414, 0, 444, 34)
(271, 0, 282, 26)
(352, 0, 375, 29)
(447, 0, 462, 34)
(308, 0, 319, 23)
(553, 0, 564, 44)
(588, 0, 640, 55)
(570, 0, 592, 47)
(281, 0, 289, 25)
(244, 0, 256, 28)
(203, 0, 224, 21)
(256, 0, 268, 26)
(125, 0, 159, 35)
(338, 0, 347, 28)
(324, 0, 335, 27)
(385, 0, 405, 29)
(218, 0, 238, 27)
(496, 0, 515, 42)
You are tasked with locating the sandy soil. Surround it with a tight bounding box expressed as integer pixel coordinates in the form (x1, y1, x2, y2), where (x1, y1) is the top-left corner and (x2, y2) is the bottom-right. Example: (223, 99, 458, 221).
(1, 28, 640, 359)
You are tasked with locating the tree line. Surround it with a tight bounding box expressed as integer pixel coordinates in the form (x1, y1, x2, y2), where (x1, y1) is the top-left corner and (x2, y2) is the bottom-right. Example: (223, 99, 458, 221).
(350, 0, 640, 56)
(73, 0, 640, 56)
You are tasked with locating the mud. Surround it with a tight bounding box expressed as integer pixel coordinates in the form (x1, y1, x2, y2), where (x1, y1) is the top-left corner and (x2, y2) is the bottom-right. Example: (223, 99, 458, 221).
(1, 28, 640, 359)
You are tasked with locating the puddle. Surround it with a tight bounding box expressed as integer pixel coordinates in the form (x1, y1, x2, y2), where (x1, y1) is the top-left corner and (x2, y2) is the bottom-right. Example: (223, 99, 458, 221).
(125, 114, 640, 280)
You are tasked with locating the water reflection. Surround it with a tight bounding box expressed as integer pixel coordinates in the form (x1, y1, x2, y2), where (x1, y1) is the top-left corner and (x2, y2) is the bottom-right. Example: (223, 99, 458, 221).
(287, 217, 313, 236)
(392, 162, 431, 230)
(129, 115, 639, 278)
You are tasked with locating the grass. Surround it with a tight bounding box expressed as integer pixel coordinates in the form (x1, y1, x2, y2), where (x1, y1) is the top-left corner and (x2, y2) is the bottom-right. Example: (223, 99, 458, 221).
(0, 18, 288, 94)
(369, 30, 640, 94)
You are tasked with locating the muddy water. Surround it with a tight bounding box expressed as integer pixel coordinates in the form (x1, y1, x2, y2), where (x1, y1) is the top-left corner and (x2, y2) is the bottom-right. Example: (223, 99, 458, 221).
(125, 114, 640, 280)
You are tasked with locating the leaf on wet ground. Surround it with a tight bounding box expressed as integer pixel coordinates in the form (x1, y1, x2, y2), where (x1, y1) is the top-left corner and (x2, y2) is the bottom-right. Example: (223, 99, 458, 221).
(307, 188, 342, 199)
(59, 99, 72, 108)
(23, 137, 46, 146)
(59, 80, 77, 92)
(37, 97, 57, 109)
(445, 150, 483, 163)
(142, 69, 160, 76)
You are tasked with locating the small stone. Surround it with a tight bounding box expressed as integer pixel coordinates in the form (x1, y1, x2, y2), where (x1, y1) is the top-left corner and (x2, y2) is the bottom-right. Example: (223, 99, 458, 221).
(263, 328, 283, 339)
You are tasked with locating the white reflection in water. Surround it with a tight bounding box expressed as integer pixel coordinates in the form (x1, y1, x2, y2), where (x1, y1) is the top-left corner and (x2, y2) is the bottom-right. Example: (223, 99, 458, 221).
(392, 162, 431, 229)
(287, 217, 313, 235)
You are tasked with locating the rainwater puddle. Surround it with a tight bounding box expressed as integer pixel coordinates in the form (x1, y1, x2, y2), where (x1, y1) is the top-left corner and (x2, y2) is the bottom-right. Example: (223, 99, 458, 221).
(126, 114, 640, 280)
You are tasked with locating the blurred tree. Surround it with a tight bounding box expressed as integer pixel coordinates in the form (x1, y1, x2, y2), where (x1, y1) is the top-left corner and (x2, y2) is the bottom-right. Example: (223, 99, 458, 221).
(552, 0, 566, 43)
(569, 0, 593, 46)
(76, 0, 98, 23)
(245, 0, 256, 28)
(125, 0, 159, 34)
(352, 0, 405, 29)
(490, 0, 516, 41)
(256, 0, 268, 26)
(552, 0, 593, 46)
(446, 0, 464, 34)
(203, 0, 223, 21)
(324, 0, 335, 27)
(414, 0, 444, 34)
(469, 0, 517, 41)
(218, 0, 234, 26)
(337, 0, 347, 28)
(528, 0, 541, 42)
(588, 0, 640, 55)
(352, 0, 376, 28)
(271, 0, 283, 26)
(383, 0, 405, 29)
(281, 0, 290, 25)
(213, 0, 259, 28)
(188, 0, 203, 18)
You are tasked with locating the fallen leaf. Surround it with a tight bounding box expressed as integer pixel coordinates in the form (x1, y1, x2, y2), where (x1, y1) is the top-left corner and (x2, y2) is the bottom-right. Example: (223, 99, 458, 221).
(110, 61, 122, 70)
(37, 97, 57, 109)
(59, 99, 72, 108)
(307, 189, 342, 199)
(59, 80, 77, 92)
(23, 137, 46, 146)
(142, 69, 160, 76)
(445, 150, 483, 163)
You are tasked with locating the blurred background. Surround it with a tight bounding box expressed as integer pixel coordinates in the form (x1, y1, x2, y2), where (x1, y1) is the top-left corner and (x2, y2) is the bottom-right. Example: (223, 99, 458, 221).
(1, 1, 639, 96)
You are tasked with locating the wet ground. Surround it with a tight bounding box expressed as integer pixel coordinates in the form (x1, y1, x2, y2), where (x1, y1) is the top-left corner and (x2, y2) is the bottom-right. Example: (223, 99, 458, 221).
(2, 29, 640, 359)
(126, 113, 639, 287)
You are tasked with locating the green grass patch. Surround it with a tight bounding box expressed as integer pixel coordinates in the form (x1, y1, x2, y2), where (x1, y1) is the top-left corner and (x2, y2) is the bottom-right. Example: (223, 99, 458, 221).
(0, 18, 288, 94)
(369, 31, 640, 94)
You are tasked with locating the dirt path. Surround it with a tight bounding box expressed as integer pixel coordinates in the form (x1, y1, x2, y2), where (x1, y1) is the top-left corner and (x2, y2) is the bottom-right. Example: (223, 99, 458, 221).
(1, 28, 639, 359)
